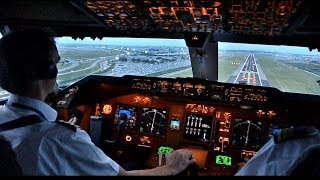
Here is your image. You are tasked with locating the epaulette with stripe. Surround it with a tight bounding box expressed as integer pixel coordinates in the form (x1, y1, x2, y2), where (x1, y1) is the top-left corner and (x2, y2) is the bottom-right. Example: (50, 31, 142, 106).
(56, 120, 79, 132)
(273, 126, 318, 144)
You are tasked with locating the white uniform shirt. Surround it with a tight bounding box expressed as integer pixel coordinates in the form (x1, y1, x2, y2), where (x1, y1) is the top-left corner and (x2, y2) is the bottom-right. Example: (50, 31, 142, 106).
(0, 94, 120, 175)
(235, 131, 320, 176)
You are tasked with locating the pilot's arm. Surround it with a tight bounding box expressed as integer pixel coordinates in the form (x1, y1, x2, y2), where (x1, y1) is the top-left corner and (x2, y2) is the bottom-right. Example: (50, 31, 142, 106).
(38, 126, 119, 175)
(38, 124, 194, 176)
(235, 139, 277, 175)
(236, 127, 320, 176)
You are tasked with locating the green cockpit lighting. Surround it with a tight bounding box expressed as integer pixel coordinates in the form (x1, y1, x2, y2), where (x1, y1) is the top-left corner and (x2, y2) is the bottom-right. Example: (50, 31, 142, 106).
(157, 146, 173, 155)
(216, 155, 232, 166)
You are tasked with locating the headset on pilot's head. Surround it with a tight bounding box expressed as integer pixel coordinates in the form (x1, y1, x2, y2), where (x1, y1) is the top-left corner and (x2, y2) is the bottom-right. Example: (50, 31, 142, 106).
(1, 28, 58, 80)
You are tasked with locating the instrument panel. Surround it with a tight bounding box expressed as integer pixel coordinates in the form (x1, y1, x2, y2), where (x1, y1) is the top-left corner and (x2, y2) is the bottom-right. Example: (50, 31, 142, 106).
(90, 94, 277, 175)
(56, 75, 318, 176)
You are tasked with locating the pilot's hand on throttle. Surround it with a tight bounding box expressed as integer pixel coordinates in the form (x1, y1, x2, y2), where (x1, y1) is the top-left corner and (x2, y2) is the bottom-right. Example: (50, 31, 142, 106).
(165, 149, 196, 174)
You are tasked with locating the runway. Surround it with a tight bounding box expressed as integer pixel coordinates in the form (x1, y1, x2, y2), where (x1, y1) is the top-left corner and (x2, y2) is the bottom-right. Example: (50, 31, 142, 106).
(226, 54, 271, 87)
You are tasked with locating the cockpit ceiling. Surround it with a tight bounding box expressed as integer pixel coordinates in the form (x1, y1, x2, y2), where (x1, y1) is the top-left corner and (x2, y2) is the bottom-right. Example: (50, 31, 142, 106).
(80, 0, 298, 35)
(1, 0, 320, 49)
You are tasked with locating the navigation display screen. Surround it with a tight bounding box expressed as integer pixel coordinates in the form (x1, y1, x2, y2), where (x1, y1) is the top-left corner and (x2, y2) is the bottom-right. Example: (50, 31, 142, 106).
(140, 107, 167, 135)
(231, 118, 263, 150)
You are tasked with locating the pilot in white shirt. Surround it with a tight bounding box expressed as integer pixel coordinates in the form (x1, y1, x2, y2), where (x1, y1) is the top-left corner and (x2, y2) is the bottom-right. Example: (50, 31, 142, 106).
(0, 29, 194, 176)
(0, 94, 120, 175)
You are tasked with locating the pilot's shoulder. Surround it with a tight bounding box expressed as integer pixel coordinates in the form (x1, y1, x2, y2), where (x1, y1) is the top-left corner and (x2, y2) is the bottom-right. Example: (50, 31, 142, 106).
(55, 120, 79, 132)
(273, 126, 319, 144)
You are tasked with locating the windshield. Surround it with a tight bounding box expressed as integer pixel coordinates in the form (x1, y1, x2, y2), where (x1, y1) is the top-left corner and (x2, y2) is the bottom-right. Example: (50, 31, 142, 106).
(218, 42, 320, 95)
(55, 37, 192, 86)
(1, 37, 320, 100)
(55, 37, 320, 95)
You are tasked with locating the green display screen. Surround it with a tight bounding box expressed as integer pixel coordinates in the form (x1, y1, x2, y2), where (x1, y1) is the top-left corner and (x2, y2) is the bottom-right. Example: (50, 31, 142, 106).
(157, 146, 173, 155)
(216, 155, 232, 166)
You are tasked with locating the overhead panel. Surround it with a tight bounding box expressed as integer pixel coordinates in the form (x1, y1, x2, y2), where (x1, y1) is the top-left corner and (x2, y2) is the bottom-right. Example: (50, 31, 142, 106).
(75, 0, 224, 33)
(72, 0, 302, 37)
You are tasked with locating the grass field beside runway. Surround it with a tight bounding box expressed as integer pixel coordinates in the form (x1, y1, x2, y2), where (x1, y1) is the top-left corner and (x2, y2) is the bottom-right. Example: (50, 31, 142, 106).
(170, 67, 194, 77)
(57, 62, 115, 85)
(58, 48, 123, 59)
(255, 54, 320, 95)
(155, 67, 193, 78)
(285, 62, 320, 76)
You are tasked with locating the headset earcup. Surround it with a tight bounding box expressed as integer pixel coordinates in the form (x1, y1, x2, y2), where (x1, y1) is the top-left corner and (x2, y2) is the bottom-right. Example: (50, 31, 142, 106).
(34, 61, 57, 79)
(48, 63, 58, 79)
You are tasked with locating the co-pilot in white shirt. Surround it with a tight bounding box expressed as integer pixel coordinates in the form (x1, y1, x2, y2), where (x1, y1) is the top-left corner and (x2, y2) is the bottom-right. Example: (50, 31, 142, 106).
(0, 94, 119, 175)
(235, 131, 320, 176)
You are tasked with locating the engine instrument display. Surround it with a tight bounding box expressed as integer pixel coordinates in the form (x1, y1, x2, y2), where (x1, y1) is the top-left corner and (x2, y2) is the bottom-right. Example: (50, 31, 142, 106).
(231, 119, 264, 150)
(140, 107, 167, 135)
(184, 114, 213, 143)
(114, 105, 137, 130)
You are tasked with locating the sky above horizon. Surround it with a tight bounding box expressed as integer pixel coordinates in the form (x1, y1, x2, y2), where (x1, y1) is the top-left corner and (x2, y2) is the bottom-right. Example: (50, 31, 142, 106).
(56, 36, 320, 55)
(1, 33, 318, 55)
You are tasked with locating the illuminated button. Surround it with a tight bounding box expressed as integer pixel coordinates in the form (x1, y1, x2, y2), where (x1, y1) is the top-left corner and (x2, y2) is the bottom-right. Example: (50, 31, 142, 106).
(125, 135, 132, 142)
(102, 104, 112, 114)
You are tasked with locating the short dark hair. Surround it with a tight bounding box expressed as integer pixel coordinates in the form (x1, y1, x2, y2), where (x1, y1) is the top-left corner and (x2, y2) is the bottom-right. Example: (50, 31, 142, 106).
(0, 29, 56, 94)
